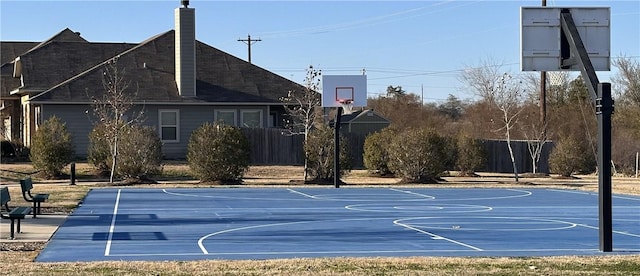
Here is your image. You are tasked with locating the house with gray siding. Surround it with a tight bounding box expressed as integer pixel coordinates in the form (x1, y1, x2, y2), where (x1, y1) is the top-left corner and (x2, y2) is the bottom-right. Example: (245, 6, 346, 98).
(1, 1, 304, 159)
(338, 109, 390, 136)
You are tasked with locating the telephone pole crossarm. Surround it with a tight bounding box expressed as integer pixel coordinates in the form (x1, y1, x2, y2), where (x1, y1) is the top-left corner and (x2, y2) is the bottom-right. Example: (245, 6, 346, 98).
(238, 34, 261, 64)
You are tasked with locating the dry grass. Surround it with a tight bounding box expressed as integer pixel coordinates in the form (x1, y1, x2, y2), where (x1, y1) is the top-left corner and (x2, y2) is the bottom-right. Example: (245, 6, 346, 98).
(1, 252, 639, 275)
(1, 162, 639, 275)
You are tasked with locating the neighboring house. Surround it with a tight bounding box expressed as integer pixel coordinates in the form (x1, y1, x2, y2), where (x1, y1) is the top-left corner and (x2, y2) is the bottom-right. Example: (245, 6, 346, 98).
(338, 109, 390, 136)
(0, 2, 304, 159)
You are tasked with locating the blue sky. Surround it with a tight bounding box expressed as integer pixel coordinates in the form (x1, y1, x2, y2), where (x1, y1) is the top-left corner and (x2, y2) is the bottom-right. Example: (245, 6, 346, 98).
(1, 0, 638, 103)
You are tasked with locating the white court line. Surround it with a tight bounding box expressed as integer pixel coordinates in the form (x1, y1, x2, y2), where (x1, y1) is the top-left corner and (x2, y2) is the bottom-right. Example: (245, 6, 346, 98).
(163, 188, 312, 201)
(393, 220, 483, 251)
(612, 195, 640, 201)
(287, 188, 318, 199)
(198, 217, 435, 254)
(104, 189, 122, 256)
(547, 189, 640, 201)
(577, 223, 640, 238)
(106, 248, 610, 257)
(421, 189, 532, 201)
(389, 188, 436, 199)
(198, 221, 316, 254)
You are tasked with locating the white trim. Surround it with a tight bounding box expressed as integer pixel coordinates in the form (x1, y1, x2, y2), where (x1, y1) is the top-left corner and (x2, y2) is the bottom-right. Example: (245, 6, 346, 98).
(34, 105, 42, 130)
(159, 109, 180, 143)
(240, 109, 263, 128)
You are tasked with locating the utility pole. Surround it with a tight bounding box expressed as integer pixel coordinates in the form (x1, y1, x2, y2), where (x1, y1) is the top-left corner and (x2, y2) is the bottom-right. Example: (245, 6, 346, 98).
(540, 0, 547, 134)
(238, 34, 261, 64)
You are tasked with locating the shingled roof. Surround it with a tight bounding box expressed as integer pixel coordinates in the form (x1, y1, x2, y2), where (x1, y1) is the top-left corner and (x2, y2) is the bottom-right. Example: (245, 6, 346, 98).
(8, 28, 304, 104)
(1, 29, 135, 99)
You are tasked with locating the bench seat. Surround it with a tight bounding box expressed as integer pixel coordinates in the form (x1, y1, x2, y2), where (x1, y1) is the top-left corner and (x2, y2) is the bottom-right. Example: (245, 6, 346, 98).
(20, 178, 50, 218)
(1, 187, 33, 239)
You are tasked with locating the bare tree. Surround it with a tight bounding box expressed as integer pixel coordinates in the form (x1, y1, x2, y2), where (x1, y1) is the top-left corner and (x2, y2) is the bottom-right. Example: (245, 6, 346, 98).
(386, 85, 406, 98)
(611, 56, 640, 173)
(90, 57, 144, 183)
(519, 72, 568, 175)
(460, 61, 525, 182)
(280, 65, 322, 181)
(520, 104, 551, 174)
(612, 56, 640, 106)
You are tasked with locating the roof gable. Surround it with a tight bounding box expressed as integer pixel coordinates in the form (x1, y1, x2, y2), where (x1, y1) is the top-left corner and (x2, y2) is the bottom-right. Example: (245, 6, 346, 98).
(1, 42, 38, 65)
(31, 30, 305, 104)
(19, 41, 136, 92)
(341, 109, 391, 123)
(1, 29, 84, 66)
(31, 31, 177, 102)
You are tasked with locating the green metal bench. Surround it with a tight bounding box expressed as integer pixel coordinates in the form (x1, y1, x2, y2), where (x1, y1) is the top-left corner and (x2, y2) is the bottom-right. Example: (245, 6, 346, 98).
(20, 178, 49, 218)
(1, 187, 32, 239)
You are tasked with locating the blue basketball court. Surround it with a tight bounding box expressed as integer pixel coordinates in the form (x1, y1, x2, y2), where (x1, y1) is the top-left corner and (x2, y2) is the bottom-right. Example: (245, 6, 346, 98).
(36, 187, 640, 262)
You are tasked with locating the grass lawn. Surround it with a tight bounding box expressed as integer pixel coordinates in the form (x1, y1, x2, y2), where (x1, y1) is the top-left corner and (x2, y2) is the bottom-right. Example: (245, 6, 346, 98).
(1, 162, 639, 275)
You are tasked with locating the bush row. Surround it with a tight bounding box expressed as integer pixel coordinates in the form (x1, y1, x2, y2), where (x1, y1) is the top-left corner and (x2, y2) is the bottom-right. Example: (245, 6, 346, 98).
(26, 117, 600, 182)
(363, 127, 486, 183)
(29, 118, 346, 183)
(363, 126, 603, 180)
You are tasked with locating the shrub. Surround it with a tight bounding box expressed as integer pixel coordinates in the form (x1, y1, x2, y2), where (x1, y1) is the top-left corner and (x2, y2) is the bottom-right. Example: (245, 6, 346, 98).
(88, 124, 162, 181)
(0, 140, 29, 162)
(363, 127, 396, 176)
(549, 135, 592, 177)
(387, 127, 447, 183)
(455, 134, 487, 176)
(1, 140, 14, 158)
(87, 124, 111, 174)
(441, 135, 458, 171)
(117, 125, 163, 181)
(304, 125, 351, 181)
(187, 122, 250, 183)
(30, 116, 74, 178)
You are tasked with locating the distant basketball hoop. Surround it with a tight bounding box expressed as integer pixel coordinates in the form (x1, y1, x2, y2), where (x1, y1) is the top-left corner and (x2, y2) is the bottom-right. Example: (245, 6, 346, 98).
(321, 74, 368, 189)
(322, 75, 367, 108)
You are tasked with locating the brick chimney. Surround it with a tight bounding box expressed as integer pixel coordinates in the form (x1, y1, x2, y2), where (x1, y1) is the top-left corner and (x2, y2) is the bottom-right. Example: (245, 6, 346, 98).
(175, 0, 196, 97)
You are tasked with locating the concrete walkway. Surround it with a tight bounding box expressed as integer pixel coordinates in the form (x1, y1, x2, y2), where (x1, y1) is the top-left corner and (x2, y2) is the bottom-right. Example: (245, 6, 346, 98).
(1, 214, 67, 242)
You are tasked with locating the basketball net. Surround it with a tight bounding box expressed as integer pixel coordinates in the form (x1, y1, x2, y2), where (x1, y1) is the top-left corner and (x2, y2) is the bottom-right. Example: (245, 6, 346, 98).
(337, 99, 354, 115)
(548, 71, 569, 88)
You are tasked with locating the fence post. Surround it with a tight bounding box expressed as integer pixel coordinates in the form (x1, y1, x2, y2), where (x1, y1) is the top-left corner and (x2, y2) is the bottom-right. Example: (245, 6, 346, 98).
(636, 152, 640, 178)
(70, 162, 76, 185)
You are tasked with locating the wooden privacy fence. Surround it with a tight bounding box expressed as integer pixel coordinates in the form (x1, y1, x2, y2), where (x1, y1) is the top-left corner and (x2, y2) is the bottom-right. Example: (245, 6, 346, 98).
(241, 128, 553, 173)
(482, 139, 554, 174)
(241, 128, 305, 165)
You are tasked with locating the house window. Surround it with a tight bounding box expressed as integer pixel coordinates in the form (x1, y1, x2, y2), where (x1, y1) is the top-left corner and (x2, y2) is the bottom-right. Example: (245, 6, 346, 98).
(269, 111, 278, 128)
(240, 110, 262, 128)
(215, 110, 236, 126)
(159, 109, 179, 142)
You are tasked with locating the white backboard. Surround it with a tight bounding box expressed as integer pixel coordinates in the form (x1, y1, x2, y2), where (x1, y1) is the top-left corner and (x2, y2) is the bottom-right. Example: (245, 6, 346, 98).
(322, 75, 367, 107)
(520, 7, 610, 71)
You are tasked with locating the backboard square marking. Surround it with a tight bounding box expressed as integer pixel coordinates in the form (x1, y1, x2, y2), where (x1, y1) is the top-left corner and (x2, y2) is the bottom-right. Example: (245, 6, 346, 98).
(336, 87, 354, 102)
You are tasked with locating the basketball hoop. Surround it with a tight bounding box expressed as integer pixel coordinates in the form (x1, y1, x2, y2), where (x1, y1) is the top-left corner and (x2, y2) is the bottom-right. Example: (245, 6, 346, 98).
(337, 99, 354, 115)
(548, 71, 569, 88)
